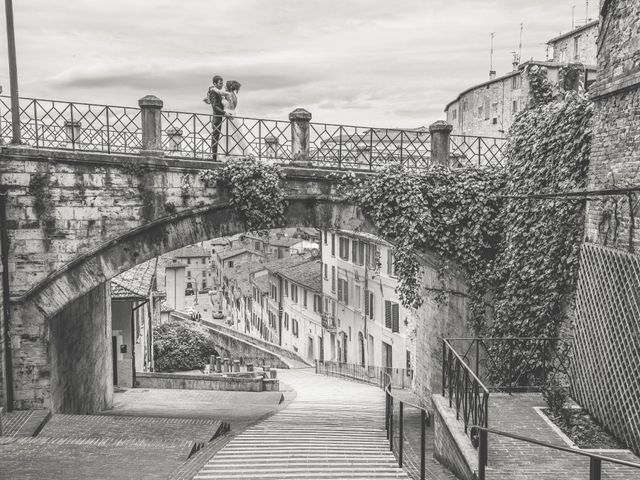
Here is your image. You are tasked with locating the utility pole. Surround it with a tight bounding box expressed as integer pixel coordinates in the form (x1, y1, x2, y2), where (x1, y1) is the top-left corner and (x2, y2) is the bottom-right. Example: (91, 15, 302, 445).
(4, 0, 21, 144)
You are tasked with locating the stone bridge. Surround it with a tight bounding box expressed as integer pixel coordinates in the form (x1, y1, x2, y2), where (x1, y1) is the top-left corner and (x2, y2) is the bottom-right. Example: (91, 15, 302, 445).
(0, 144, 471, 414)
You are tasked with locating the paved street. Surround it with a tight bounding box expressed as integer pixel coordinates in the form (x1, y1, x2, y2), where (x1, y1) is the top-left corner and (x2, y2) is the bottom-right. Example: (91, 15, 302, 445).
(194, 368, 409, 479)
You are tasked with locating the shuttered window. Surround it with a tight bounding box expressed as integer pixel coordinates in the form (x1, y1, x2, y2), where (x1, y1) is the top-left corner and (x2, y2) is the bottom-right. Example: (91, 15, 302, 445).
(385, 301, 400, 332)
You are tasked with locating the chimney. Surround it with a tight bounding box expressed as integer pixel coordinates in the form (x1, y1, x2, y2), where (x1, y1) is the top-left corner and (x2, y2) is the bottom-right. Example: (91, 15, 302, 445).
(489, 70, 496, 80)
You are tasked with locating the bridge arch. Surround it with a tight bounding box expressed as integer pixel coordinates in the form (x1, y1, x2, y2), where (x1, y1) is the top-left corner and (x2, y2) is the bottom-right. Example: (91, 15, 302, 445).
(2, 147, 470, 414)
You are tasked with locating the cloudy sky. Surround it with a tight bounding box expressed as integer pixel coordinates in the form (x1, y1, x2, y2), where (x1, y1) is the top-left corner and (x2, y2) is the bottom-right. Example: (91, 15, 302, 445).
(0, 0, 594, 127)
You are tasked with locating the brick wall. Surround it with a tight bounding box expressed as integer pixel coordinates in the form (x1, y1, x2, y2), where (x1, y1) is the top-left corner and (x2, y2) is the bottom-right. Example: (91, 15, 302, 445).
(49, 282, 113, 413)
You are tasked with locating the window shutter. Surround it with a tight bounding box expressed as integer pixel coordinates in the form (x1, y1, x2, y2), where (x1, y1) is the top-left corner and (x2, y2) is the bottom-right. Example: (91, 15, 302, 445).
(392, 304, 400, 333)
(385, 300, 392, 329)
(364, 290, 370, 317)
(369, 292, 374, 320)
(352, 241, 357, 263)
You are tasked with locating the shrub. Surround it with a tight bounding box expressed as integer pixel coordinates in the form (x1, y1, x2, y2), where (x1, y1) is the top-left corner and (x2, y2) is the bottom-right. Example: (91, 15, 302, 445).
(542, 372, 570, 416)
(153, 320, 218, 372)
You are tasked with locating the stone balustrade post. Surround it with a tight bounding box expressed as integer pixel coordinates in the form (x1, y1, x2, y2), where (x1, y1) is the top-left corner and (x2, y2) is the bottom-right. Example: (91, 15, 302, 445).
(429, 121, 453, 167)
(166, 127, 183, 153)
(215, 356, 222, 373)
(64, 120, 82, 147)
(246, 363, 254, 372)
(232, 359, 240, 373)
(138, 95, 164, 156)
(289, 108, 312, 166)
(223, 358, 230, 373)
(264, 135, 279, 160)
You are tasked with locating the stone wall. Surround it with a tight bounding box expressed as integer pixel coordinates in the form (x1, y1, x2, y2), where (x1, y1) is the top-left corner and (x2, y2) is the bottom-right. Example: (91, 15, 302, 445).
(49, 282, 113, 413)
(135, 371, 279, 392)
(413, 253, 470, 405)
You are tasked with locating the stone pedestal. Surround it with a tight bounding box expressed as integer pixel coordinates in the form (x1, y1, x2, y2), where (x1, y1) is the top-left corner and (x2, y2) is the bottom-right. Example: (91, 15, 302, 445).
(223, 358, 230, 373)
(246, 363, 254, 372)
(429, 121, 453, 167)
(138, 95, 164, 156)
(215, 356, 222, 373)
(166, 127, 183, 153)
(232, 360, 240, 373)
(289, 108, 313, 166)
(64, 120, 82, 147)
(270, 370, 277, 379)
(265, 135, 279, 160)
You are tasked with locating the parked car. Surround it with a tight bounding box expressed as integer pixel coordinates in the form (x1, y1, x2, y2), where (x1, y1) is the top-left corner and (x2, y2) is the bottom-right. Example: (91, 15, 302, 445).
(212, 310, 224, 319)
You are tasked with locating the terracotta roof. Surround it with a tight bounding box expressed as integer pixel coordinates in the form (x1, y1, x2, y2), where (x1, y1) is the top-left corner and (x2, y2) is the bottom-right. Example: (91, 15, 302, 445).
(218, 247, 255, 260)
(111, 259, 157, 300)
(275, 260, 322, 293)
(224, 264, 253, 297)
(170, 245, 210, 258)
(547, 19, 598, 44)
(256, 255, 311, 275)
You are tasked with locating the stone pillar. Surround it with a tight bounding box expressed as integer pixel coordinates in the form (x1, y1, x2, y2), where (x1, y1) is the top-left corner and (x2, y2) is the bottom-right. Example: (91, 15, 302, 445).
(215, 356, 222, 373)
(265, 135, 279, 160)
(429, 121, 453, 167)
(356, 143, 370, 168)
(64, 120, 82, 146)
(289, 108, 312, 166)
(246, 363, 254, 372)
(166, 127, 183, 153)
(270, 369, 277, 379)
(223, 358, 230, 373)
(232, 360, 240, 373)
(138, 95, 164, 156)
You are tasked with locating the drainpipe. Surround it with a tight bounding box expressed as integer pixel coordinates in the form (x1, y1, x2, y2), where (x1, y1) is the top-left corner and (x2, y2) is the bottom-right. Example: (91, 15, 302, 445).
(0, 187, 14, 410)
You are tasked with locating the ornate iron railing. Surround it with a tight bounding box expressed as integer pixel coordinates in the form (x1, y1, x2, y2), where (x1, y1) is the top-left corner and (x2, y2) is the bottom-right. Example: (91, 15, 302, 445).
(442, 339, 490, 441)
(308, 123, 433, 171)
(450, 134, 507, 168)
(0, 95, 507, 169)
(446, 337, 573, 393)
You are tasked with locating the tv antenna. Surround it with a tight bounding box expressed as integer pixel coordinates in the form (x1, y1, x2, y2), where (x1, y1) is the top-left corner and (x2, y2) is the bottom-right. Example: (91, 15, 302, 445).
(518, 23, 524, 65)
(572, 5, 576, 29)
(489, 32, 496, 77)
(586, 0, 589, 22)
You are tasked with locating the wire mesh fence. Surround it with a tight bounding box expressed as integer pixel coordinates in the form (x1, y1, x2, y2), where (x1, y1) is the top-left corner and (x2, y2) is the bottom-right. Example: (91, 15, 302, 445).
(573, 242, 640, 455)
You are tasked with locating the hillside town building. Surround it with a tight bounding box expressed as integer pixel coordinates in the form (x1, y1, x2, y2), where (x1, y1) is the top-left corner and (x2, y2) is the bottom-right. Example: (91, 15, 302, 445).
(445, 20, 598, 137)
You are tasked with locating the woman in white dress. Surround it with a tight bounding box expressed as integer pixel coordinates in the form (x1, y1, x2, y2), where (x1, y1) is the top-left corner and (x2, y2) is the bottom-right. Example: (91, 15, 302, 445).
(222, 80, 256, 158)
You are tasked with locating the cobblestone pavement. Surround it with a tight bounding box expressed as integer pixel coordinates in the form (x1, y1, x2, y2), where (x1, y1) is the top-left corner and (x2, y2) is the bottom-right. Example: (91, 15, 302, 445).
(0, 388, 285, 480)
(194, 368, 409, 479)
(486, 394, 640, 479)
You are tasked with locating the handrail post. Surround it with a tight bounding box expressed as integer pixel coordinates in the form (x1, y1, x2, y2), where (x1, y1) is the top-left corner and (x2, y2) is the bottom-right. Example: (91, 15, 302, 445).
(389, 396, 394, 451)
(442, 340, 446, 396)
(399, 401, 404, 467)
(478, 429, 488, 480)
(590, 458, 602, 480)
(289, 108, 312, 166)
(138, 95, 164, 156)
(420, 409, 426, 480)
(429, 120, 452, 167)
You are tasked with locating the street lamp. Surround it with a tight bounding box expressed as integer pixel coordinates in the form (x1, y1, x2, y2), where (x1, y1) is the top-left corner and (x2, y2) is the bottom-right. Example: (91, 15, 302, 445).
(4, 0, 21, 144)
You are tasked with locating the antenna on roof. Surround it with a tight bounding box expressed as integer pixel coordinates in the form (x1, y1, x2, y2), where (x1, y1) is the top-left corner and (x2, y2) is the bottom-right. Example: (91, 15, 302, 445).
(518, 23, 524, 64)
(572, 5, 576, 29)
(489, 32, 496, 78)
(585, 0, 589, 22)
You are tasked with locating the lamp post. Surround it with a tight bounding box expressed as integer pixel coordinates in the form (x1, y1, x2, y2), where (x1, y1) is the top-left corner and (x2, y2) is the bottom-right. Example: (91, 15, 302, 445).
(4, 0, 21, 144)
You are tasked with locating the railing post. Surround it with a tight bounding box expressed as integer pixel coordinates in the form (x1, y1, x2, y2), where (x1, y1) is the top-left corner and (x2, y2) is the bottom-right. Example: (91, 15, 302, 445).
(138, 95, 164, 156)
(289, 108, 312, 166)
(478, 429, 488, 480)
(590, 458, 602, 480)
(166, 127, 183, 153)
(420, 409, 426, 480)
(429, 120, 453, 167)
(399, 402, 404, 468)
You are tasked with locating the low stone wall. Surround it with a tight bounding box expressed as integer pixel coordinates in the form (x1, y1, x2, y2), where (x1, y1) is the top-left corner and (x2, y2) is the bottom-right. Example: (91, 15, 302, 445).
(432, 394, 477, 480)
(135, 372, 279, 392)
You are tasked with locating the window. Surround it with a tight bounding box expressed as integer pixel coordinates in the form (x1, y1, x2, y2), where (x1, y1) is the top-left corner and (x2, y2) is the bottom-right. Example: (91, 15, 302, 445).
(573, 35, 581, 60)
(386, 249, 396, 277)
(324, 263, 328, 280)
(254, 241, 261, 251)
(324, 230, 328, 244)
(511, 75, 520, 90)
(271, 284, 277, 299)
(365, 290, 374, 320)
(202, 278, 207, 289)
(337, 278, 349, 304)
(292, 319, 299, 337)
(406, 350, 412, 370)
(366, 244, 378, 268)
(492, 118, 498, 125)
(187, 258, 191, 265)
(228, 260, 234, 268)
(187, 271, 192, 278)
(284, 312, 289, 330)
(452, 109, 457, 120)
(355, 285, 362, 309)
(291, 284, 298, 303)
(339, 237, 350, 260)
(284, 280, 289, 297)
(352, 240, 365, 266)
(331, 266, 336, 292)
(477, 105, 483, 117)
(512, 100, 518, 115)
(303, 289, 308, 308)
(325, 296, 330, 314)
(331, 233, 336, 256)
(314, 294, 322, 313)
(384, 300, 400, 333)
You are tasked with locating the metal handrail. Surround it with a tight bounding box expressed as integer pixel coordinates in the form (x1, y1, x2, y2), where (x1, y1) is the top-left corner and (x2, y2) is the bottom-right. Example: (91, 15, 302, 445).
(473, 425, 640, 480)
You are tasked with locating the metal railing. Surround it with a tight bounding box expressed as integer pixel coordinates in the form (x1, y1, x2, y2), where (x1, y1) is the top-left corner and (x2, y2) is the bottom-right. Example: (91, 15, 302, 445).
(442, 339, 490, 442)
(315, 360, 413, 389)
(1, 95, 507, 170)
(474, 425, 640, 480)
(446, 337, 573, 393)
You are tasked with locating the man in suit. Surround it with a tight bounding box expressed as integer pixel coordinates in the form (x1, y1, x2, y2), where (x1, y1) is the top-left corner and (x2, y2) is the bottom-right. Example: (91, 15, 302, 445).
(204, 75, 227, 160)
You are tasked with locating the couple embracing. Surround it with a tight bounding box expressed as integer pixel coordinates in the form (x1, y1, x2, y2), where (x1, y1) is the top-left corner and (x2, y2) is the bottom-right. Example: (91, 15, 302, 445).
(205, 75, 253, 160)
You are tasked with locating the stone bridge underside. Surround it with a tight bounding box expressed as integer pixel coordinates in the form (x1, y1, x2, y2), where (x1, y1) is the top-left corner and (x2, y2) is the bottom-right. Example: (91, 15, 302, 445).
(0, 146, 470, 414)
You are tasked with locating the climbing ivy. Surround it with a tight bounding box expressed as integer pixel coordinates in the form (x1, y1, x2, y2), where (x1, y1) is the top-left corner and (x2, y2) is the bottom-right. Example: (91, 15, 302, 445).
(201, 157, 286, 233)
